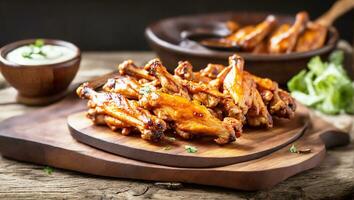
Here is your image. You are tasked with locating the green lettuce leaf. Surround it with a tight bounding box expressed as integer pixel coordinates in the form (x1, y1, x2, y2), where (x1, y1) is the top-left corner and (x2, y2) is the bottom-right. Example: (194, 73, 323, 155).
(307, 56, 327, 76)
(291, 91, 324, 106)
(288, 50, 354, 115)
(313, 63, 350, 94)
(287, 69, 307, 93)
(329, 50, 344, 66)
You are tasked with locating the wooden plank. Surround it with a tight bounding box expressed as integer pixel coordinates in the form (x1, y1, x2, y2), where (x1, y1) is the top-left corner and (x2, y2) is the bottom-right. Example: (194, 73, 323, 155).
(0, 94, 349, 190)
(68, 110, 307, 167)
(0, 50, 353, 198)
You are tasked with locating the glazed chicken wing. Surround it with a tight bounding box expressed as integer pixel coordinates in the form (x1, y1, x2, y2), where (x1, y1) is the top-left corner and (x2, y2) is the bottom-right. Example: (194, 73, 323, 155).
(223, 55, 273, 127)
(197, 11, 327, 54)
(174, 61, 195, 81)
(146, 58, 225, 100)
(295, 22, 327, 52)
(77, 83, 167, 141)
(245, 72, 296, 119)
(199, 63, 226, 79)
(144, 58, 191, 99)
(245, 79, 273, 127)
(118, 60, 155, 81)
(269, 11, 309, 53)
(226, 15, 277, 51)
(77, 53, 296, 145)
(223, 54, 252, 113)
(102, 76, 141, 99)
(139, 90, 242, 144)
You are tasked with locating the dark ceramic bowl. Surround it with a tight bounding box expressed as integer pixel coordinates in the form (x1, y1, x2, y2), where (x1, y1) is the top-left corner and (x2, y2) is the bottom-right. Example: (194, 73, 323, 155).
(145, 12, 339, 84)
(0, 39, 81, 105)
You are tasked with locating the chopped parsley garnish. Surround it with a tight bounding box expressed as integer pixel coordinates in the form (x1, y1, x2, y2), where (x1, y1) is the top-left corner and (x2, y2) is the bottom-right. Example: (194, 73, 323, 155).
(185, 145, 198, 153)
(289, 144, 298, 153)
(43, 166, 54, 175)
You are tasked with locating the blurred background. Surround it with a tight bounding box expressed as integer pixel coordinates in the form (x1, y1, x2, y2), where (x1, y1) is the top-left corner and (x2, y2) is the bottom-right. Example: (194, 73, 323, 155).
(0, 0, 353, 51)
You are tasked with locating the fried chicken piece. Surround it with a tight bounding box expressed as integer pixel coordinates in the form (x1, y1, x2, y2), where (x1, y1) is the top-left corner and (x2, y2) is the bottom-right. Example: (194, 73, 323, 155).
(182, 80, 226, 98)
(102, 76, 141, 99)
(174, 61, 195, 81)
(173, 61, 229, 100)
(174, 62, 226, 84)
(223, 54, 252, 113)
(174, 61, 217, 84)
(223, 55, 273, 127)
(146, 58, 226, 100)
(269, 11, 309, 53)
(246, 81, 273, 127)
(226, 15, 277, 51)
(208, 107, 224, 120)
(209, 66, 232, 90)
(245, 72, 296, 119)
(173, 61, 226, 107)
(226, 20, 240, 32)
(200, 64, 226, 79)
(219, 98, 245, 123)
(118, 60, 155, 81)
(192, 92, 220, 108)
(77, 54, 298, 145)
(139, 90, 242, 144)
(145, 58, 190, 99)
(77, 83, 167, 141)
(252, 40, 269, 54)
(295, 22, 327, 52)
(269, 89, 296, 119)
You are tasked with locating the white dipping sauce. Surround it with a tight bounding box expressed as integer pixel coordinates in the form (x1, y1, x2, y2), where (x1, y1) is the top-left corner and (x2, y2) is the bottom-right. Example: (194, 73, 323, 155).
(6, 45, 76, 66)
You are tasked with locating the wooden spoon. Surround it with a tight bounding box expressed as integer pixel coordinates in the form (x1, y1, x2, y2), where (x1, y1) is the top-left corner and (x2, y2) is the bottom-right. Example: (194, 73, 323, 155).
(316, 0, 354, 27)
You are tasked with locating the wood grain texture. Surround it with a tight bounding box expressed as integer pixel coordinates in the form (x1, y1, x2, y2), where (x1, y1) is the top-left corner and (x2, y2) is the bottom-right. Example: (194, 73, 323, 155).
(0, 94, 349, 191)
(0, 51, 353, 199)
(68, 110, 307, 167)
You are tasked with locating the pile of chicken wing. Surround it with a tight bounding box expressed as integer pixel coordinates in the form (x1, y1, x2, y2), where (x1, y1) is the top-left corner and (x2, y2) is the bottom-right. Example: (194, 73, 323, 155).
(76, 54, 296, 144)
(202, 11, 327, 54)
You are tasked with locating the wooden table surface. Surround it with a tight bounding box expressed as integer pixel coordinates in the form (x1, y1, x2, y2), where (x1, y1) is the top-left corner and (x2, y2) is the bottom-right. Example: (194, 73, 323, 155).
(0, 51, 353, 200)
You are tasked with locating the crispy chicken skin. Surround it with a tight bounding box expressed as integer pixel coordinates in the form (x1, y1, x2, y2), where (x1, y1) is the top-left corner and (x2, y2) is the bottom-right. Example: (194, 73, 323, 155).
(226, 20, 240, 33)
(269, 11, 309, 54)
(146, 58, 226, 98)
(77, 83, 167, 141)
(174, 61, 195, 81)
(144, 58, 191, 99)
(295, 22, 327, 52)
(139, 90, 241, 144)
(223, 54, 250, 112)
(203, 11, 326, 54)
(118, 60, 155, 81)
(226, 15, 277, 51)
(224, 55, 273, 127)
(245, 72, 296, 119)
(77, 54, 296, 144)
(102, 76, 141, 99)
(199, 64, 226, 79)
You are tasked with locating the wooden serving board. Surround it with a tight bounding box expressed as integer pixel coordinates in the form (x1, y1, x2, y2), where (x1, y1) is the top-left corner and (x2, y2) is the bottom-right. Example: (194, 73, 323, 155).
(0, 94, 350, 190)
(68, 110, 308, 168)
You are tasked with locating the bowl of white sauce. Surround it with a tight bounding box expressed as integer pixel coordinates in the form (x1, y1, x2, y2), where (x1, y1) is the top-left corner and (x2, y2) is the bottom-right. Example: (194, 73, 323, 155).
(0, 39, 81, 105)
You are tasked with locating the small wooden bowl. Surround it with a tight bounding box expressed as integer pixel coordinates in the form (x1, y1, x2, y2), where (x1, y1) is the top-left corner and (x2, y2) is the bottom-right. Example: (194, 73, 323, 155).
(145, 12, 339, 85)
(0, 39, 81, 106)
